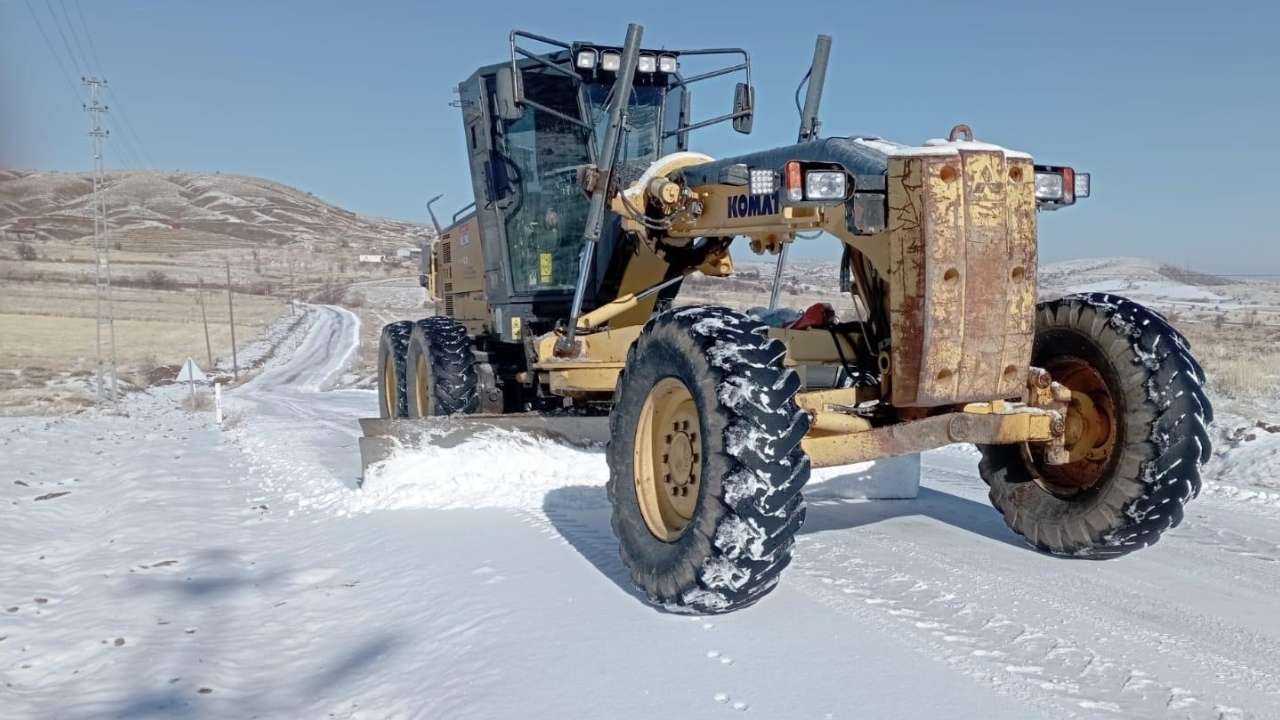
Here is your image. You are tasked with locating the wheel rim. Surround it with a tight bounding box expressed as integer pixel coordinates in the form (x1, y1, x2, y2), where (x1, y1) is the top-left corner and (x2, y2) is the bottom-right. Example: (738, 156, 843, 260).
(634, 377, 703, 542)
(413, 352, 432, 416)
(1034, 356, 1119, 495)
(383, 352, 398, 416)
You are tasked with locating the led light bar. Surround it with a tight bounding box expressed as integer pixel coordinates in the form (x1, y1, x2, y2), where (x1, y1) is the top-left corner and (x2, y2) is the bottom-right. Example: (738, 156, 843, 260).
(749, 169, 775, 195)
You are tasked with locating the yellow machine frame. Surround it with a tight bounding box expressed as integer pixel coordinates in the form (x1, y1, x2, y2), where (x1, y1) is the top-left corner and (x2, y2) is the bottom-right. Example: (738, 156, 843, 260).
(512, 138, 1070, 468)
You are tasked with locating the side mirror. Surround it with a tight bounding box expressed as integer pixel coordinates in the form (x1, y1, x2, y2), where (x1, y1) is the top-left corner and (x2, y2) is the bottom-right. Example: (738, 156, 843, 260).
(732, 82, 754, 134)
(677, 90, 691, 151)
(495, 67, 523, 121)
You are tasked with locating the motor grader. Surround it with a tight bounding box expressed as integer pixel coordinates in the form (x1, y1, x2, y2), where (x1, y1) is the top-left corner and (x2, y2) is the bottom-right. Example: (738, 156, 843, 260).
(368, 24, 1212, 614)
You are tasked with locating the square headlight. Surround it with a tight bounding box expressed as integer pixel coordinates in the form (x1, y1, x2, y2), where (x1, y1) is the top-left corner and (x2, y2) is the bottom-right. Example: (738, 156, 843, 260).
(1034, 171, 1064, 201)
(804, 170, 846, 200)
(600, 51, 621, 72)
(658, 55, 678, 73)
(637, 54, 656, 73)
(575, 49, 597, 69)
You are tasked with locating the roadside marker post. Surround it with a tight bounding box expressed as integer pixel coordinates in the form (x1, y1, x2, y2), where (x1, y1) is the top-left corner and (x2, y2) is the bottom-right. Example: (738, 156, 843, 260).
(214, 382, 223, 425)
(176, 358, 208, 411)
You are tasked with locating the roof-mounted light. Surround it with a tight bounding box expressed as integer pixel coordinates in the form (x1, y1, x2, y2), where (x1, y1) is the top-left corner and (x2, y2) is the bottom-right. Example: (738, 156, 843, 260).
(637, 53, 657, 73)
(600, 50, 621, 72)
(575, 48, 597, 70)
(657, 54, 678, 73)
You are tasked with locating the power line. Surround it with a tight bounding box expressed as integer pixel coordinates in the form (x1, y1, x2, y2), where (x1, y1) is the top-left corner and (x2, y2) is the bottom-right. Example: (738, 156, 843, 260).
(66, 0, 154, 170)
(105, 86, 155, 169)
(24, 0, 81, 104)
(54, 0, 93, 77)
(45, 0, 87, 77)
(72, 0, 104, 71)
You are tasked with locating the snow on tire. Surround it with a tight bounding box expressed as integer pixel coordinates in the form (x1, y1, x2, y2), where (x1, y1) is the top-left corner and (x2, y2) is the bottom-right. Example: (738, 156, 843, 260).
(978, 293, 1212, 558)
(406, 317, 479, 416)
(377, 321, 414, 418)
(607, 305, 810, 614)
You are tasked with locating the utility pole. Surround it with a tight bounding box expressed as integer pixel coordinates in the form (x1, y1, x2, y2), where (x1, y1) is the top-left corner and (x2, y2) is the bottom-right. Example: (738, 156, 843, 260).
(288, 251, 297, 315)
(84, 77, 118, 406)
(225, 259, 238, 381)
(196, 276, 213, 368)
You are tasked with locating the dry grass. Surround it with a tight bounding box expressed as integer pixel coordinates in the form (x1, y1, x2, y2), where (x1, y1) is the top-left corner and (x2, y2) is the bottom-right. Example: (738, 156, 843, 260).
(1179, 321, 1280, 400)
(0, 279, 283, 411)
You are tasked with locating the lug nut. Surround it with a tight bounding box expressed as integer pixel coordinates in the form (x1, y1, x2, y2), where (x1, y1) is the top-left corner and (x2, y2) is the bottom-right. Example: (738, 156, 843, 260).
(1051, 416, 1067, 436)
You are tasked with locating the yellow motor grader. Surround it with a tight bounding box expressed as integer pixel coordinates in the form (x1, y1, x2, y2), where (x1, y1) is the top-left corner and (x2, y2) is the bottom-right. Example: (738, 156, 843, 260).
(367, 25, 1212, 613)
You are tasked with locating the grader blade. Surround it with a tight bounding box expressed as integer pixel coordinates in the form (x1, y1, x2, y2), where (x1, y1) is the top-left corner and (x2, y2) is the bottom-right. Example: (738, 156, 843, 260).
(357, 414, 610, 474)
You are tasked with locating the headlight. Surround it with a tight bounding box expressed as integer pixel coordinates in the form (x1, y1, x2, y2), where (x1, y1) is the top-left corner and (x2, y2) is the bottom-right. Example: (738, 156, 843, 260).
(1034, 171, 1064, 201)
(1074, 172, 1091, 198)
(575, 49, 597, 70)
(600, 50, 621, 72)
(658, 55, 678, 73)
(749, 169, 775, 195)
(804, 170, 846, 200)
(637, 54, 656, 73)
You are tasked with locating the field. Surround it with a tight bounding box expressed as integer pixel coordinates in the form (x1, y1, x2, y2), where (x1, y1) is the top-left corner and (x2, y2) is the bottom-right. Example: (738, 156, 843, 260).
(0, 168, 432, 413)
(0, 280, 283, 413)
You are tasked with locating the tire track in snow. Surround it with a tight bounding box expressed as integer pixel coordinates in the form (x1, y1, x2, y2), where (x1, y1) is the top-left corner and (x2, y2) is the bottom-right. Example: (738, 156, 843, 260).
(791, 539, 1252, 719)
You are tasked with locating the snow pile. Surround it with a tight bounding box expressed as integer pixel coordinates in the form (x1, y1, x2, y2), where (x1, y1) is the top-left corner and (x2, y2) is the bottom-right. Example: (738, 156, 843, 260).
(353, 429, 608, 513)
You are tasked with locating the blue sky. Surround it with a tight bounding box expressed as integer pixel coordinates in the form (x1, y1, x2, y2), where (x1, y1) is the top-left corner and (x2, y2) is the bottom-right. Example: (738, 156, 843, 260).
(3, 0, 1277, 270)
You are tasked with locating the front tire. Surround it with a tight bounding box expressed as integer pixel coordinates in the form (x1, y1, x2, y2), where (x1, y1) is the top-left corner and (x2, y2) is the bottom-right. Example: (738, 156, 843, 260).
(406, 317, 479, 416)
(377, 321, 414, 418)
(979, 293, 1212, 557)
(607, 306, 811, 613)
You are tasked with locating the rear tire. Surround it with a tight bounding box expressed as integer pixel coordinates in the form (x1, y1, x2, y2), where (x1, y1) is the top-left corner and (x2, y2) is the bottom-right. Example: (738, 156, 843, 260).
(607, 306, 811, 614)
(377, 321, 414, 418)
(406, 317, 479, 416)
(979, 293, 1212, 557)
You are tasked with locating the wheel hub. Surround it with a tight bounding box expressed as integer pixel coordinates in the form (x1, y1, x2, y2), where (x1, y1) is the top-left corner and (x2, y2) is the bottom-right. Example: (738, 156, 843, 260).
(1033, 356, 1119, 496)
(413, 352, 432, 417)
(634, 378, 703, 541)
(662, 419, 699, 496)
(383, 353, 397, 416)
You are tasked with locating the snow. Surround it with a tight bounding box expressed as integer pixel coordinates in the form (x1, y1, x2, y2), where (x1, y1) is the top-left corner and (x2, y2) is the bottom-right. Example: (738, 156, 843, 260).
(853, 137, 1033, 160)
(5, 305, 1280, 718)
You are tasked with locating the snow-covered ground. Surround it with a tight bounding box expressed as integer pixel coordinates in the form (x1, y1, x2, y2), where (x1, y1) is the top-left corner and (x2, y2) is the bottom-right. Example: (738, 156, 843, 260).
(5, 306, 1280, 719)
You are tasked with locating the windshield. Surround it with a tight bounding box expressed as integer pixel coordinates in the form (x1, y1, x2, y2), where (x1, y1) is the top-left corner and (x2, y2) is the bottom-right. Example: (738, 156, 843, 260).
(587, 84, 666, 186)
(499, 74, 670, 295)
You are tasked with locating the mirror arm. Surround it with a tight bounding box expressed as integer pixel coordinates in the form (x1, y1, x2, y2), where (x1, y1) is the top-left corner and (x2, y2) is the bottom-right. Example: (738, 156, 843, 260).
(662, 109, 752, 138)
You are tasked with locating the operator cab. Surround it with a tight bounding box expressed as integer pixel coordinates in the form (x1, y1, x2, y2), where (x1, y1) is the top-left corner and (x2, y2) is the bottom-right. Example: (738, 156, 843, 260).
(489, 45, 682, 294)
(450, 34, 751, 343)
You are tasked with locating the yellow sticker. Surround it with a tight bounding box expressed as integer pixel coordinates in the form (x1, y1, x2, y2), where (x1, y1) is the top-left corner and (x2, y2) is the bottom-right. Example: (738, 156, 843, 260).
(510, 316, 522, 339)
(539, 253, 553, 284)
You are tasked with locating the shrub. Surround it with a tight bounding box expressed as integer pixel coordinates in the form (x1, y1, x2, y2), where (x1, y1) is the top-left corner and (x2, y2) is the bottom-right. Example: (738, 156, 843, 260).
(144, 269, 178, 290)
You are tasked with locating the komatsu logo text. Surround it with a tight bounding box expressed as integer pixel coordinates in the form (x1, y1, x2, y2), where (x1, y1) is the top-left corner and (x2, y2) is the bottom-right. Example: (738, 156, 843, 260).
(727, 192, 779, 219)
